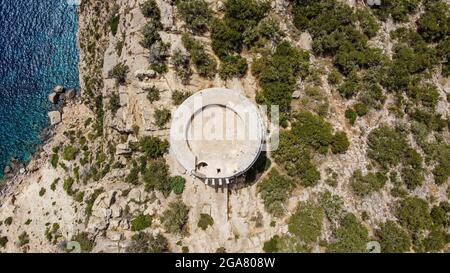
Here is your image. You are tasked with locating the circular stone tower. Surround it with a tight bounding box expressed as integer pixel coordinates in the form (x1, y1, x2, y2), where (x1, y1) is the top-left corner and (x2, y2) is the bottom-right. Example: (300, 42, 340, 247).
(170, 88, 265, 186)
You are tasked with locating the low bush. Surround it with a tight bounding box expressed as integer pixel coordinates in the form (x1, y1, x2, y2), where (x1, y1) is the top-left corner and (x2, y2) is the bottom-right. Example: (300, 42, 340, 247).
(197, 213, 214, 230)
(350, 170, 387, 197)
(138, 136, 169, 159)
(176, 0, 211, 34)
(331, 132, 349, 154)
(126, 232, 169, 253)
(257, 169, 294, 217)
(377, 220, 411, 253)
(161, 200, 189, 234)
(328, 213, 369, 253)
(154, 108, 171, 129)
(131, 214, 152, 231)
(181, 34, 216, 77)
(170, 176, 186, 195)
(172, 90, 192, 106)
(219, 55, 248, 79)
(71, 232, 94, 253)
(396, 197, 433, 233)
(109, 63, 129, 85)
(288, 202, 324, 244)
(143, 160, 171, 195)
(146, 86, 160, 103)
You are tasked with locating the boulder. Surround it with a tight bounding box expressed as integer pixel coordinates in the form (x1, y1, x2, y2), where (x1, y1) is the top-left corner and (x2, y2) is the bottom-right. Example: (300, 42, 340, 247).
(48, 111, 62, 125)
(48, 92, 59, 104)
(53, 85, 65, 94)
(26, 160, 39, 172)
(3, 165, 11, 174)
(134, 69, 157, 81)
(292, 90, 301, 99)
(66, 89, 76, 100)
(116, 143, 132, 155)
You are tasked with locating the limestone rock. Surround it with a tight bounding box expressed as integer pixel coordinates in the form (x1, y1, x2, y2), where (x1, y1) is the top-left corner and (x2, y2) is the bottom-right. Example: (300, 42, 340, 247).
(48, 111, 62, 125)
(134, 69, 157, 81)
(157, 0, 174, 30)
(53, 85, 65, 94)
(26, 160, 39, 173)
(48, 92, 59, 104)
(292, 90, 301, 99)
(66, 89, 76, 100)
(116, 143, 132, 155)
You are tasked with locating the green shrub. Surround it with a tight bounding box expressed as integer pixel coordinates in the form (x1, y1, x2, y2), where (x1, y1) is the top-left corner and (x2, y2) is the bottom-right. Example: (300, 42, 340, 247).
(172, 90, 192, 106)
(146, 86, 160, 103)
(396, 197, 433, 233)
(170, 176, 186, 195)
(345, 108, 357, 125)
(431, 144, 450, 185)
(62, 145, 78, 161)
(263, 235, 281, 253)
(39, 187, 46, 197)
(18, 232, 29, 247)
(71, 232, 94, 253)
(257, 169, 294, 217)
(328, 213, 369, 253)
(131, 214, 152, 231)
(319, 191, 345, 224)
(176, 0, 211, 34)
(370, 0, 421, 22)
(108, 14, 120, 36)
(138, 136, 169, 159)
(161, 200, 189, 234)
(292, 111, 333, 154)
(126, 232, 169, 253)
(125, 165, 140, 185)
(288, 202, 324, 244)
(171, 50, 192, 84)
(356, 9, 379, 38)
(50, 153, 59, 168)
(85, 188, 104, 217)
(63, 177, 75, 195)
(430, 202, 450, 228)
(367, 126, 409, 168)
(197, 213, 214, 230)
(354, 102, 368, 116)
(273, 131, 320, 187)
(401, 166, 424, 190)
(140, 0, 161, 20)
(181, 34, 216, 77)
(331, 132, 350, 154)
(338, 72, 360, 99)
(210, 0, 270, 58)
(154, 108, 171, 129)
(219, 55, 248, 79)
(143, 160, 170, 195)
(0, 236, 7, 248)
(421, 227, 447, 252)
(109, 63, 129, 85)
(109, 93, 120, 115)
(377, 221, 411, 253)
(417, 1, 450, 43)
(350, 170, 387, 197)
(252, 41, 309, 112)
(4, 217, 12, 226)
(140, 19, 163, 49)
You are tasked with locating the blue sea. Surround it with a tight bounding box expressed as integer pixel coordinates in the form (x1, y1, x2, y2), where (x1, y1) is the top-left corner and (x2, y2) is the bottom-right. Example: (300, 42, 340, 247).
(0, 0, 79, 177)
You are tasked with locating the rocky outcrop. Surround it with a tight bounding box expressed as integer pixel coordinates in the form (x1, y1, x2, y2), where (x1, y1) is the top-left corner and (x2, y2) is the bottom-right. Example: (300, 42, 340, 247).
(48, 111, 61, 125)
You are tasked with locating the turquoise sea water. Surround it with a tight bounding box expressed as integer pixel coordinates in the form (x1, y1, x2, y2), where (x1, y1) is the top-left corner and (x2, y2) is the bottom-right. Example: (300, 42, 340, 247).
(0, 0, 80, 176)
